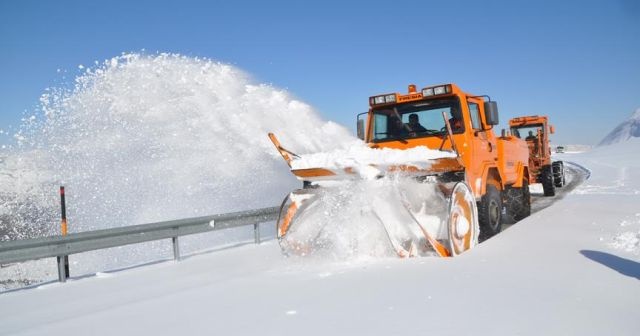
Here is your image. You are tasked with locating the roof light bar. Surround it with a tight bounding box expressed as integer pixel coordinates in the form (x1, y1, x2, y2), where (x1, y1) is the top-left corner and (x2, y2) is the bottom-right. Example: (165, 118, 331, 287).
(422, 85, 451, 97)
(369, 93, 397, 106)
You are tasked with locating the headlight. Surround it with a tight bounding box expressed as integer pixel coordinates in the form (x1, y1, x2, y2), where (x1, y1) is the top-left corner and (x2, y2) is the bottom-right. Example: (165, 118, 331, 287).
(422, 88, 434, 96)
(434, 86, 448, 95)
(374, 96, 386, 104)
(384, 94, 396, 103)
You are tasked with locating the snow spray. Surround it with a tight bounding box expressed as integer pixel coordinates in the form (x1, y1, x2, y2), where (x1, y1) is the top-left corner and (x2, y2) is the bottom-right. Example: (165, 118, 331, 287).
(0, 53, 354, 282)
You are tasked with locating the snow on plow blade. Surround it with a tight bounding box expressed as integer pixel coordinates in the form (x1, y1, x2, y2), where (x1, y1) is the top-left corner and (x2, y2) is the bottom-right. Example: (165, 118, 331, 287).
(289, 157, 464, 181)
(268, 132, 464, 181)
(276, 177, 478, 259)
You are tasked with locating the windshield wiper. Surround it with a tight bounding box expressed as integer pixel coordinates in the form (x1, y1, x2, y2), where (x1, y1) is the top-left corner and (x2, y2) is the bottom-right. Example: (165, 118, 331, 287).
(438, 112, 460, 156)
(392, 107, 414, 134)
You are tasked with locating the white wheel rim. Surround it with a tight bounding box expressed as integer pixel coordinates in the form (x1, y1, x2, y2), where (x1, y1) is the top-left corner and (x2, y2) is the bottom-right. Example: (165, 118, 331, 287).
(448, 183, 479, 256)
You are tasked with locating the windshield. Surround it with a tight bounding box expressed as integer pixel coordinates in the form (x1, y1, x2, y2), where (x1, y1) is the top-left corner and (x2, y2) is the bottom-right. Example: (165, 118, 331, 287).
(511, 124, 543, 140)
(371, 98, 463, 142)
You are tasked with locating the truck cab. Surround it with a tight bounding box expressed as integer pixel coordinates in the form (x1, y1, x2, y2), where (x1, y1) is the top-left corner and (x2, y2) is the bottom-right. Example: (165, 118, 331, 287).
(509, 115, 565, 196)
(358, 84, 528, 198)
(358, 83, 531, 239)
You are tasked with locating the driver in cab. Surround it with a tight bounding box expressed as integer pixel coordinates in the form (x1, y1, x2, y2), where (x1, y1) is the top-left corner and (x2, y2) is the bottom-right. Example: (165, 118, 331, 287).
(407, 114, 427, 135)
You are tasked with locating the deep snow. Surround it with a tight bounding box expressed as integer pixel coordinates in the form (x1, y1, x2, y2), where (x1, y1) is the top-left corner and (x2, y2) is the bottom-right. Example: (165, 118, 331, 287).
(1, 140, 639, 335)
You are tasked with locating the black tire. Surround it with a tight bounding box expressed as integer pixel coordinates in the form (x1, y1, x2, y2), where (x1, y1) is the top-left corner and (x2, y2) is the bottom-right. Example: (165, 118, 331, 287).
(552, 161, 565, 187)
(503, 180, 531, 224)
(515, 180, 531, 221)
(518, 179, 531, 219)
(478, 185, 503, 241)
(541, 165, 556, 197)
(503, 187, 519, 225)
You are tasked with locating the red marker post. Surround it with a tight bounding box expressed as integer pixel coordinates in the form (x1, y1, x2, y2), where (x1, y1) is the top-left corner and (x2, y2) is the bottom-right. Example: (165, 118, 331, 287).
(58, 186, 70, 281)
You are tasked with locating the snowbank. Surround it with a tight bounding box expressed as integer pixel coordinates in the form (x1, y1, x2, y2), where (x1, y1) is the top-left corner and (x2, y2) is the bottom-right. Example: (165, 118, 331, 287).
(1, 139, 639, 335)
(559, 138, 640, 256)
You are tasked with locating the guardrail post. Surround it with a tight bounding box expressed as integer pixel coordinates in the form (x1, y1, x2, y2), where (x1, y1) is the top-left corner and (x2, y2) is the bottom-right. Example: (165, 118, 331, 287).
(57, 256, 67, 283)
(254, 223, 260, 244)
(60, 186, 70, 280)
(172, 236, 181, 261)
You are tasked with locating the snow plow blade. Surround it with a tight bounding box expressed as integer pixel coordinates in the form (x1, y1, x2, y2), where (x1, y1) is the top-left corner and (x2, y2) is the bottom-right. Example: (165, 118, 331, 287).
(270, 132, 478, 258)
(268, 133, 464, 181)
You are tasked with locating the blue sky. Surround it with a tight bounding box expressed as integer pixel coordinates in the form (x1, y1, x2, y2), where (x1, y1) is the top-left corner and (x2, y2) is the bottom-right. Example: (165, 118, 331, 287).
(1, 0, 638, 145)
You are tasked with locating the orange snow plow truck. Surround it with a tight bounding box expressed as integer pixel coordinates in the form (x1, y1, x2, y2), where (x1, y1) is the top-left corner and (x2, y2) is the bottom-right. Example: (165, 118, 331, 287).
(269, 83, 530, 258)
(509, 115, 566, 196)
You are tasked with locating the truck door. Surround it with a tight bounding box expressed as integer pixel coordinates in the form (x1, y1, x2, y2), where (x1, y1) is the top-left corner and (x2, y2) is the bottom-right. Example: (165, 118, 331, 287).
(467, 97, 497, 193)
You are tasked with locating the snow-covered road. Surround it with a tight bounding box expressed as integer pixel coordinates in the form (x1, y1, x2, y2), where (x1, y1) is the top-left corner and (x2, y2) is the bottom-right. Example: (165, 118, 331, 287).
(530, 162, 588, 214)
(1, 141, 639, 336)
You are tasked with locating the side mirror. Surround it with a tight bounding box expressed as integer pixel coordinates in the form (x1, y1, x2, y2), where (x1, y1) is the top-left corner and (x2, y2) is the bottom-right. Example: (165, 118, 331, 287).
(484, 101, 499, 126)
(549, 125, 555, 134)
(357, 119, 365, 140)
(356, 112, 367, 140)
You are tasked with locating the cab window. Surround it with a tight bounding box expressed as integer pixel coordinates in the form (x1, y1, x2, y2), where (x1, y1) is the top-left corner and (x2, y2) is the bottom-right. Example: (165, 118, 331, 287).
(372, 114, 389, 139)
(371, 98, 464, 142)
(468, 102, 482, 130)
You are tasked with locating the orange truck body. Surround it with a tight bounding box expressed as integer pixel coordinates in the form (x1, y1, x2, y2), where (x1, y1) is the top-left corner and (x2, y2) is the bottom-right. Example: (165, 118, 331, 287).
(508, 115, 553, 184)
(508, 115, 564, 196)
(360, 83, 529, 200)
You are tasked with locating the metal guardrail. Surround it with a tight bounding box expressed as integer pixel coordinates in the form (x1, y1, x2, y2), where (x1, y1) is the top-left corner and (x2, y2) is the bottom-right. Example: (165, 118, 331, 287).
(0, 206, 280, 283)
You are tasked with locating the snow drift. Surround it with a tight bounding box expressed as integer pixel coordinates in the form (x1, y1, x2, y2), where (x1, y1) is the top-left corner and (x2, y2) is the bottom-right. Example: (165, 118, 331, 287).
(1, 140, 639, 336)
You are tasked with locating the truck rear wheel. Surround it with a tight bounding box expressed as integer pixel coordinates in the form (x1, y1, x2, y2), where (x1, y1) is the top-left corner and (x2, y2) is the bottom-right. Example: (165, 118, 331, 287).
(504, 180, 531, 224)
(552, 161, 565, 187)
(478, 185, 502, 241)
(520, 180, 531, 218)
(541, 165, 556, 197)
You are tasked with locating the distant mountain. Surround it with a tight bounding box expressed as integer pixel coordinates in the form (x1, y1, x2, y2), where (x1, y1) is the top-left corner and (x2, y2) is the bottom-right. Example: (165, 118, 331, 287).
(598, 108, 640, 146)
